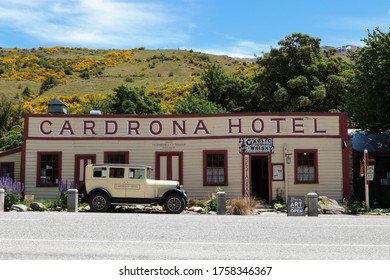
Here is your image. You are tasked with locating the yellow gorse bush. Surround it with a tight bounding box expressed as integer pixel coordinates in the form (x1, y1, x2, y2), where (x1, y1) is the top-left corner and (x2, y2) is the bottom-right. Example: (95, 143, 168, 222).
(21, 94, 108, 114)
(0, 47, 138, 81)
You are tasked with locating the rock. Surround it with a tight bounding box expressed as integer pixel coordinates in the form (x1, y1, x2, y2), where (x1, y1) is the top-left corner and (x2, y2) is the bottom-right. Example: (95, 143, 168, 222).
(188, 206, 205, 213)
(135, 205, 145, 211)
(152, 205, 163, 211)
(10, 204, 28, 212)
(318, 196, 346, 214)
(30, 202, 47, 211)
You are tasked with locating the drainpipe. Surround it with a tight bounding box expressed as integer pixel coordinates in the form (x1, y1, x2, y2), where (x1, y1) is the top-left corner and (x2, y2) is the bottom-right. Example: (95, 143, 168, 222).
(284, 145, 289, 202)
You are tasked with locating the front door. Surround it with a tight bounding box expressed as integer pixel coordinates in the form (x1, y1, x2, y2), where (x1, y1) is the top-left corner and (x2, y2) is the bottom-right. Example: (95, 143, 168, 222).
(251, 155, 270, 202)
(75, 154, 96, 190)
(156, 152, 183, 184)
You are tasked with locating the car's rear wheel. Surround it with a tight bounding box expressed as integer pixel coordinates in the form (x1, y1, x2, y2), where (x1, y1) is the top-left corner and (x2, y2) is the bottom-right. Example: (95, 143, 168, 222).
(164, 194, 186, 214)
(89, 192, 110, 212)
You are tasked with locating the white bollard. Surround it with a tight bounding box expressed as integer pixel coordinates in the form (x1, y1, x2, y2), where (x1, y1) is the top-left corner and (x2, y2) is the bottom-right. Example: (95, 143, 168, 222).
(307, 192, 319, 216)
(0, 189, 5, 212)
(216, 192, 226, 215)
(67, 189, 78, 212)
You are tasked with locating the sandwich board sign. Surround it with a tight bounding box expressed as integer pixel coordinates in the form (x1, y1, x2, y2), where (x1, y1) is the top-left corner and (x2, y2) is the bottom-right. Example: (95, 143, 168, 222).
(287, 196, 305, 216)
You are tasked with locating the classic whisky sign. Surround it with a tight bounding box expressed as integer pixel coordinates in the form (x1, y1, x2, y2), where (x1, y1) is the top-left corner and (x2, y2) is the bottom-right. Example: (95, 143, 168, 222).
(239, 138, 274, 153)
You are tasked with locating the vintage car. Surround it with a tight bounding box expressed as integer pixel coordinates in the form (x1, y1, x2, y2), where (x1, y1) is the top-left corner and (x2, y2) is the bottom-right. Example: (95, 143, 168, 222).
(82, 164, 187, 214)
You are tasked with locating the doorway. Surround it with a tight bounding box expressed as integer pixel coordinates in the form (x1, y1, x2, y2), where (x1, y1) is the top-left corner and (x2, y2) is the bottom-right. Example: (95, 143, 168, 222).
(75, 154, 96, 190)
(251, 156, 269, 202)
(156, 152, 183, 184)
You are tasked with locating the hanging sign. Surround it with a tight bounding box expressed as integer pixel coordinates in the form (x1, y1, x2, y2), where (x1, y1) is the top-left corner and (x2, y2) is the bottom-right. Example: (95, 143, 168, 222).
(239, 138, 274, 153)
(367, 165, 375, 181)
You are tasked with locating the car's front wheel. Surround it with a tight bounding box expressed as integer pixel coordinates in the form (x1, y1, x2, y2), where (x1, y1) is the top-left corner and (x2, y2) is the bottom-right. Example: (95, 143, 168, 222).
(89, 192, 110, 212)
(164, 194, 186, 214)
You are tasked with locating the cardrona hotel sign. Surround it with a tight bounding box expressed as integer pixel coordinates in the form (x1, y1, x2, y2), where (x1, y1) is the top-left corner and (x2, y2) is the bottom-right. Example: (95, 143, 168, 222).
(27, 115, 340, 139)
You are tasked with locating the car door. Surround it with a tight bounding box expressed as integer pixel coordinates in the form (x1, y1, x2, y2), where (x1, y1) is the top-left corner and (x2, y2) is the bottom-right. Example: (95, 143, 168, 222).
(125, 168, 145, 198)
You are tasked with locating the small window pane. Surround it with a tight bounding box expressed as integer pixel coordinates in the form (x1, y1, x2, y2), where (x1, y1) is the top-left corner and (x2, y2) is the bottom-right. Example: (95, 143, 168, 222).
(129, 169, 145, 179)
(206, 153, 225, 184)
(109, 168, 124, 178)
(1, 163, 13, 179)
(296, 151, 316, 183)
(107, 153, 126, 164)
(93, 167, 106, 178)
(39, 154, 59, 184)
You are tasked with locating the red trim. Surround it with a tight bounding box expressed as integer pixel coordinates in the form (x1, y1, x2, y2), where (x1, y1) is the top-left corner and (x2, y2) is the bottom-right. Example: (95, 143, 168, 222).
(0, 147, 22, 157)
(203, 150, 228, 186)
(241, 154, 245, 196)
(267, 155, 273, 202)
(340, 113, 350, 198)
(36, 151, 62, 187)
(155, 152, 183, 184)
(21, 114, 30, 193)
(294, 149, 319, 184)
(104, 151, 129, 163)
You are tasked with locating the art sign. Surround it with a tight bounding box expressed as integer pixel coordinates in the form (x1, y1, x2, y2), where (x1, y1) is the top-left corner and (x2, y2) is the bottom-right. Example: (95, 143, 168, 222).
(287, 196, 305, 216)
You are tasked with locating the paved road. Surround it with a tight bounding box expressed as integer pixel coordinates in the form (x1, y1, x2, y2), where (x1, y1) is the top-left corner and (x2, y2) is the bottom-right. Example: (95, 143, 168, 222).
(1, 211, 390, 260)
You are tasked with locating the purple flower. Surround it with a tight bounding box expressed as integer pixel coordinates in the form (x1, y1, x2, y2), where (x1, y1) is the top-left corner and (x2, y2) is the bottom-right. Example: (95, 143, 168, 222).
(58, 180, 77, 194)
(0, 177, 24, 193)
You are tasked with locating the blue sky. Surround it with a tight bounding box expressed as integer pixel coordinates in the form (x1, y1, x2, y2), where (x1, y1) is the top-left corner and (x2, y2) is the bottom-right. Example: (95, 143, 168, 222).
(0, 0, 389, 57)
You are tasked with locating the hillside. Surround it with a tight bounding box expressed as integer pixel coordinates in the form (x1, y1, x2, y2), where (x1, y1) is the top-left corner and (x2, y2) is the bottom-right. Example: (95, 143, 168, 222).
(0, 47, 256, 100)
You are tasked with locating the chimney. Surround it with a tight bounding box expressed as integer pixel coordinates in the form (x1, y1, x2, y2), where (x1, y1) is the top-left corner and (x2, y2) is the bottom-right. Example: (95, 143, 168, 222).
(48, 98, 67, 114)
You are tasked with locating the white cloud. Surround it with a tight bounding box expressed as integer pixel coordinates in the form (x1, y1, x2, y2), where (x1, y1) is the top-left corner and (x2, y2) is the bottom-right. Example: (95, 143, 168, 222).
(0, 0, 191, 48)
(196, 38, 273, 58)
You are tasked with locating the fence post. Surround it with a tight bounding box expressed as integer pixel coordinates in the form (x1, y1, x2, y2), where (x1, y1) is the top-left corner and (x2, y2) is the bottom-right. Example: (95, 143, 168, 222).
(0, 189, 5, 212)
(307, 192, 319, 216)
(67, 189, 78, 212)
(216, 192, 226, 215)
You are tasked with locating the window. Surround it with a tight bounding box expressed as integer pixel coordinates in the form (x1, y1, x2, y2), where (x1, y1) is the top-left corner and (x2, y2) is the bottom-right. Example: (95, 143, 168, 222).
(37, 152, 61, 186)
(0, 162, 14, 179)
(109, 167, 124, 178)
(104, 152, 129, 164)
(129, 168, 145, 179)
(93, 167, 107, 178)
(203, 150, 228, 186)
(295, 150, 318, 183)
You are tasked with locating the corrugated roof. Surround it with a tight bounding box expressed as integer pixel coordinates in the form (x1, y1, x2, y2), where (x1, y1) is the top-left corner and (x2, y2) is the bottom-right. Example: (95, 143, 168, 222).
(349, 130, 390, 153)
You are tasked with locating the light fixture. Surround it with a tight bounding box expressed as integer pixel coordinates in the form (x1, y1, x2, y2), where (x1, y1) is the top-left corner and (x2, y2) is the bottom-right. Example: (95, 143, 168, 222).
(285, 153, 292, 164)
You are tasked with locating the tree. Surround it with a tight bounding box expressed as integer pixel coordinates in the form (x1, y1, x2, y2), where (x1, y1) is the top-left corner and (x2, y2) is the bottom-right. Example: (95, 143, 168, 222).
(0, 126, 23, 151)
(195, 63, 251, 112)
(0, 95, 22, 135)
(346, 27, 390, 131)
(173, 92, 226, 114)
(252, 33, 349, 112)
(108, 85, 163, 114)
(0, 95, 23, 151)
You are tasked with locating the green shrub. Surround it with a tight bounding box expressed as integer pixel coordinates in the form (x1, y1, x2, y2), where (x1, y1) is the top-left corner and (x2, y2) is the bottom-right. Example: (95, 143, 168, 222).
(4, 191, 22, 211)
(271, 188, 286, 211)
